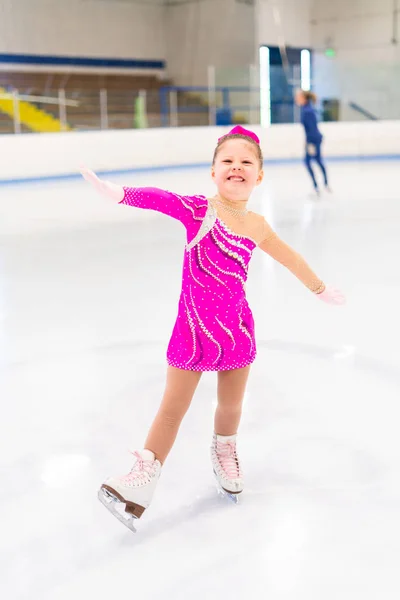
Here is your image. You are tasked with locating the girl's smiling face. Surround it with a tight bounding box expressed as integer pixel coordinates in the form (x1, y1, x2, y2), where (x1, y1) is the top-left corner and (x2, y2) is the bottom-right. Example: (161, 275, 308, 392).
(211, 139, 264, 201)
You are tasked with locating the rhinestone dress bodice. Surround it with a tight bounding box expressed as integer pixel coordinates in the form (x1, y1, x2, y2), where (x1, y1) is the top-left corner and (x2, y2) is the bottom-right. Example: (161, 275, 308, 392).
(121, 187, 257, 371)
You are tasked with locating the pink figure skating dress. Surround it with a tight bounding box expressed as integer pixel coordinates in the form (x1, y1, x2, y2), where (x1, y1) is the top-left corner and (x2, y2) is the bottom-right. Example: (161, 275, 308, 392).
(121, 186, 326, 371)
(122, 187, 258, 371)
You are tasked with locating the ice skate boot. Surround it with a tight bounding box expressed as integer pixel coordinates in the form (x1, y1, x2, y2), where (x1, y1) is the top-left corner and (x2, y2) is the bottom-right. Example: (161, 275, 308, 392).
(98, 449, 161, 532)
(309, 188, 321, 200)
(211, 433, 243, 504)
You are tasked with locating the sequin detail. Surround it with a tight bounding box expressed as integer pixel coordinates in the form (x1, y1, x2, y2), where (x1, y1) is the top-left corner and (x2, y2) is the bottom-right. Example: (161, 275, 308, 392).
(216, 317, 236, 350)
(210, 229, 248, 272)
(204, 248, 246, 287)
(188, 250, 205, 288)
(239, 309, 253, 352)
(214, 221, 253, 255)
(176, 194, 203, 221)
(196, 244, 231, 291)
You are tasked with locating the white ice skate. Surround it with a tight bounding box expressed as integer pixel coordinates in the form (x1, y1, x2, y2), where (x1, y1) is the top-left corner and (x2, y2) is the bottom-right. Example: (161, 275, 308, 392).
(211, 433, 243, 504)
(309, 188, 321, 200)
(98, 449, 161, 532)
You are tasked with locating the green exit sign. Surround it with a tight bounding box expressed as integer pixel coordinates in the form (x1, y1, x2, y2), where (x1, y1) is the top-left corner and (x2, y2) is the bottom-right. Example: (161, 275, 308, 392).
(325, 48, 336, 57)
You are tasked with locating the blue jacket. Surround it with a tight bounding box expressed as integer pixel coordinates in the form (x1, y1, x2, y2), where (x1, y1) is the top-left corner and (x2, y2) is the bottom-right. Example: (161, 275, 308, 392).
(301, 102, 322, 144)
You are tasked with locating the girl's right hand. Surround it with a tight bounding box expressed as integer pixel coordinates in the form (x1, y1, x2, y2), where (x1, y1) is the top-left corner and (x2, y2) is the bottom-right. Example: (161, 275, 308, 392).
(317, 285, 346, 306)
(79, 166, 124, 202)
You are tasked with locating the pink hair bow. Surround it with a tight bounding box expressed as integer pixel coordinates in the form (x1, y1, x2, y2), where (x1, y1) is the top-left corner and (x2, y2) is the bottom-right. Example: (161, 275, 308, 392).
(218, 125, 260, 145)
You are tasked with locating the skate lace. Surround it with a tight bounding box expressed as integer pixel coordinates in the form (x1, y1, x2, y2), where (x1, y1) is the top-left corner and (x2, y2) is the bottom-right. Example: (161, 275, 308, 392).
(216, 441, 242, 479)
(121, 451, 156, 486)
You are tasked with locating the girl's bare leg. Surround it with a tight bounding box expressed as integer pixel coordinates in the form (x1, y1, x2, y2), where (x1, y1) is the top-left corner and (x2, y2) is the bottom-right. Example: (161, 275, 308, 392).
(214, 366, 251, 435)
(144, 366, 202, 463)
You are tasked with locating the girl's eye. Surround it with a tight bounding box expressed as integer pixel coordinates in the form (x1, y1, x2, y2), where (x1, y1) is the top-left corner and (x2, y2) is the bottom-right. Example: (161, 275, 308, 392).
(223, 160, 232, 163)
(243, 161, 252, 165)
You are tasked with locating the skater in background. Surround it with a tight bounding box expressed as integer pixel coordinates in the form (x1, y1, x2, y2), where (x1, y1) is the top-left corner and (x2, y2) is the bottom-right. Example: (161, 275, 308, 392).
(80, 125, 345, 529)
(295, 89, 330, 196)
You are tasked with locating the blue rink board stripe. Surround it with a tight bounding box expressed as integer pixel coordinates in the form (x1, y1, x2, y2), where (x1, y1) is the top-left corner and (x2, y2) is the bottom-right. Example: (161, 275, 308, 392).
(1, 154, 400, 186)
(0, 53, 165, 69)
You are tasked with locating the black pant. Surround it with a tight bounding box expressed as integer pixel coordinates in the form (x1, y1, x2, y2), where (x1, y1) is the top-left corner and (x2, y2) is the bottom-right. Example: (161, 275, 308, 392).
(305, 141, 328, 190)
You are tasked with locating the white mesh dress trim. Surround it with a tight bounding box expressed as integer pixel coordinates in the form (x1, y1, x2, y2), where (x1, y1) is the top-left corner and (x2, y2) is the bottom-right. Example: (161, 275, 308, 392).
(186, 203, 217, 251)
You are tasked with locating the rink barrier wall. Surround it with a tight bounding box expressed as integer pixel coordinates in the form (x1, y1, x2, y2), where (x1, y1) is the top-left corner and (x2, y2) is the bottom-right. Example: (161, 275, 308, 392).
(1, 121, 400, 184)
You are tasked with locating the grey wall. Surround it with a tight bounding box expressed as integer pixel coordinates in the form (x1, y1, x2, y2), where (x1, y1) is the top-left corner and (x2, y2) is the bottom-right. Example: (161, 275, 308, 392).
(0, 0, 166, 60)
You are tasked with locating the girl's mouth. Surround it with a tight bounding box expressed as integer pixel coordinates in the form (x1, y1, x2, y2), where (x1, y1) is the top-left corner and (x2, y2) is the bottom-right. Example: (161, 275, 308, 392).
(227, 176, 245, 182)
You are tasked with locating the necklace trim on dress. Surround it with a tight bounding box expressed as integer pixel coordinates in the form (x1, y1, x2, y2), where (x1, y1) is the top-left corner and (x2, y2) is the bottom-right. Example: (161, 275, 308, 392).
(213, 198, 248, 217)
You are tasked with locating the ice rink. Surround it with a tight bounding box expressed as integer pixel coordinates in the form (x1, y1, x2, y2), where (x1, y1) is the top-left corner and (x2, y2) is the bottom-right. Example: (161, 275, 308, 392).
(1, 159, 400, 600)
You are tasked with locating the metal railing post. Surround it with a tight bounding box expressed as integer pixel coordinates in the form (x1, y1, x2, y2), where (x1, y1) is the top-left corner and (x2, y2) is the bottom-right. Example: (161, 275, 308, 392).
(100, 89, 108, 130)
(159, 88, 169, 127)
(58, 88, 67, 131)
(12, 90, 21, 134)
(207, 65, 217, 126)
(169, 89, 178, 127)
(250, 63, 259, 124)
(139, 89, 147, 127)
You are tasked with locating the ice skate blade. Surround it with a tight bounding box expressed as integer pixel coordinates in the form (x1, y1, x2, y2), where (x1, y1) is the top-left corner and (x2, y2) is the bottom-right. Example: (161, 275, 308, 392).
(97, 487, 138, 533)
(216, 484, 240, 504)
(308, 192, 321, 201)
(101, 484, 145, 518)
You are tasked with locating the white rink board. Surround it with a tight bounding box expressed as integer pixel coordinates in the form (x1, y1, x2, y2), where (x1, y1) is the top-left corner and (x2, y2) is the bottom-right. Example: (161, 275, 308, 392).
(1, 120, 400, 182)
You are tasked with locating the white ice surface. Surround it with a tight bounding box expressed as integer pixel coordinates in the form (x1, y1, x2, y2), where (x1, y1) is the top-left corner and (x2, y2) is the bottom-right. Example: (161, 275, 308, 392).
(1, 160, 399, 600)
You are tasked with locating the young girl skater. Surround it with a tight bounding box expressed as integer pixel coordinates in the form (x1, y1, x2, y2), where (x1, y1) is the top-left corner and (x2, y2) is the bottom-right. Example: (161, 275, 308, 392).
(295, 89, 330, 195)
(81, 125, 345, 529)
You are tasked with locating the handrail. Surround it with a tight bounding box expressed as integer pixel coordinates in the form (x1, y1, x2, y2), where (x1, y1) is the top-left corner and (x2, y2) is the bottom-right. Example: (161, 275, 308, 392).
(160, 85, 261, 93)
(0, 92, 79, 107)
(348, 101, 378, 121)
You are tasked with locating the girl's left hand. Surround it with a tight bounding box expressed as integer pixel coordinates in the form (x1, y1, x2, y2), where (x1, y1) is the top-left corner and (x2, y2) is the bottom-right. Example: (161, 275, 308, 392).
(317, 285, 346, 306)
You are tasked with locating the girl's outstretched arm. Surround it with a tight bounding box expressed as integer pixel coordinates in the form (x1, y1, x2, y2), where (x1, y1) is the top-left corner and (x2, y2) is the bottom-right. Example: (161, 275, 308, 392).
(80, 167, 202, 227)
(259, 220, 345, 305)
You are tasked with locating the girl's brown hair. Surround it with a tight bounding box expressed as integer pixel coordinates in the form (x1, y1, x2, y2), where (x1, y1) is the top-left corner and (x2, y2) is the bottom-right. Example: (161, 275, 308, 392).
(303, 90, 317, 104)
(213, 133, 264, 169)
